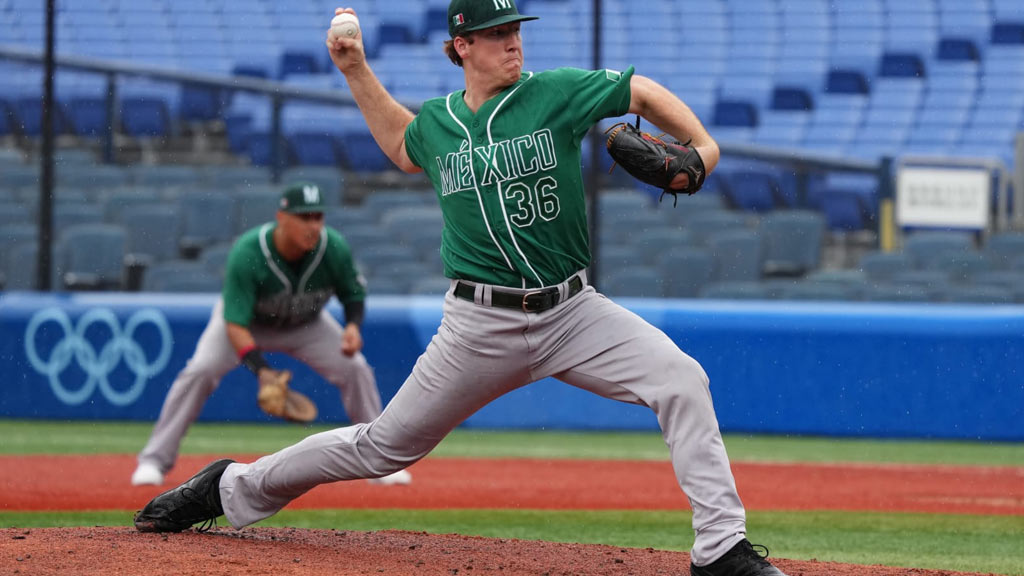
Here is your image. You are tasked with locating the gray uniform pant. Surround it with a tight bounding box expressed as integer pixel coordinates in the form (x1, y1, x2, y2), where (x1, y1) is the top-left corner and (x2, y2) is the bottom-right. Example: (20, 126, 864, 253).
(220, 275, 747, 565)
(137, 299, 382, 474)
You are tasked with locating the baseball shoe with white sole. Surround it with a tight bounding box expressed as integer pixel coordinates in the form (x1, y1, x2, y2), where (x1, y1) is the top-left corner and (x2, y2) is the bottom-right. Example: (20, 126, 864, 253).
(368, 469, 412, 486)
(131, 462, 164, 486)
(690, 539, 788, 576)
(134, 459, 234, 533)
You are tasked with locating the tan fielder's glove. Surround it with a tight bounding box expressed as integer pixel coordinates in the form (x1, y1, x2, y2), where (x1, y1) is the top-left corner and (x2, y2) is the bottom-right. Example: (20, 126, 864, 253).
(257, 369, 318, 423)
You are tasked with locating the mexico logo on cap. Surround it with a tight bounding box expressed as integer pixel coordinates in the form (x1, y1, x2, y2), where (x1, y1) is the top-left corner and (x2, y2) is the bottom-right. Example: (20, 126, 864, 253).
(452, 13, 464, 26)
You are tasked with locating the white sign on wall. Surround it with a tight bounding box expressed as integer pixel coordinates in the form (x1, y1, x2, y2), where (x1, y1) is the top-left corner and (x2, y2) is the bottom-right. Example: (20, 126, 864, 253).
(896, 167, 991, 229)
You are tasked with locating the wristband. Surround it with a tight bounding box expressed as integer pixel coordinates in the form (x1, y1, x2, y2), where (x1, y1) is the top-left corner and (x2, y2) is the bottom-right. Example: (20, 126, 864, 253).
(240, 347, 270, 375)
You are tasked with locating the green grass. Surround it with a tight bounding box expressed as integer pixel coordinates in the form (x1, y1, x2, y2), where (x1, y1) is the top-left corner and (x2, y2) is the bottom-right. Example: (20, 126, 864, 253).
(2, 419, 1023, 575)
(2, 509, 1021, 575)
(2, 420, 1023, 466)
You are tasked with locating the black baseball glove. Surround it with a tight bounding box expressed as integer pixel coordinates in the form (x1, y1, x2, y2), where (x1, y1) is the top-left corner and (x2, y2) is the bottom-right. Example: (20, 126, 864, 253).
(604, 116, 706, 206)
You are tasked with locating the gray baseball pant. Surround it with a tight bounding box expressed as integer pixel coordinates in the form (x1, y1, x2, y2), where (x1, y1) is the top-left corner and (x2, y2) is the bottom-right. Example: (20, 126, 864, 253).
(137, 299, 382, 474)
(220, 276, 747, 565)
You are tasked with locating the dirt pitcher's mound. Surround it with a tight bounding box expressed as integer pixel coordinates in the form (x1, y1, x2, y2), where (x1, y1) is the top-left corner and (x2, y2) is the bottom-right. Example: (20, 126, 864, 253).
(1, 527, 995, 576)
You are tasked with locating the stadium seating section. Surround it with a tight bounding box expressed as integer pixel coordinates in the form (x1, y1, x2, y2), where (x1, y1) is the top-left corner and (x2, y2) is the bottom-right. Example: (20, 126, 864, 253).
(1, 0, 1023, 301)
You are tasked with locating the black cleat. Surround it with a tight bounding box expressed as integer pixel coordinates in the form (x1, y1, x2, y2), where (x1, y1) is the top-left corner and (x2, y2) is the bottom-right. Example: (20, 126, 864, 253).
(691, 539, 788, 576)
(134, 459, 234, 533)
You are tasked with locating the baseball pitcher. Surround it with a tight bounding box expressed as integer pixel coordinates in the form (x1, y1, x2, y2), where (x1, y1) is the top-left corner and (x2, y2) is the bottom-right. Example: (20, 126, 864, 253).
(136, 3, 786, 574)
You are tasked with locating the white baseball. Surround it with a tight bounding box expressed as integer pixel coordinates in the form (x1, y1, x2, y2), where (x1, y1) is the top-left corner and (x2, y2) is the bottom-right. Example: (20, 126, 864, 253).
(331, 13, 360, 39)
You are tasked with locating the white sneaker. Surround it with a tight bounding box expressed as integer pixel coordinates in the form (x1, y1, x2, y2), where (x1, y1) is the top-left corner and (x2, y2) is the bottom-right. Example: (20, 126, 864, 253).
(131, 462, 165, 486)
(368, 469, 412, 486)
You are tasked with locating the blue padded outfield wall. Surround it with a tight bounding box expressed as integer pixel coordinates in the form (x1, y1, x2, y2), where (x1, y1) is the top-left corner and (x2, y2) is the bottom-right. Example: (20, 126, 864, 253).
(1, 292, 1022, 441)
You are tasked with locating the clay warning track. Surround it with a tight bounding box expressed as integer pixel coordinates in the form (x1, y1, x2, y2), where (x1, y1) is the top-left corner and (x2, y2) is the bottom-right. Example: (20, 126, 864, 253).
(1, 454, 1022, 516)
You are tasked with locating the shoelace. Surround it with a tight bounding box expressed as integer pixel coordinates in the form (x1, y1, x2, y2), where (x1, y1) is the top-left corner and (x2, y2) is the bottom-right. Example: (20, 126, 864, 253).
(195, 517, 218, 533)
(748, 542, 772, 566)
(170, 486, 220, 532)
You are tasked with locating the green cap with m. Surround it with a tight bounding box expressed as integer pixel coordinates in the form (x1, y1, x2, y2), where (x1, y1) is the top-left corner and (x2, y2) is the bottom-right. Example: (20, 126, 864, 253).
(447, 0, 538, 38)
(279, 182, 325, 214)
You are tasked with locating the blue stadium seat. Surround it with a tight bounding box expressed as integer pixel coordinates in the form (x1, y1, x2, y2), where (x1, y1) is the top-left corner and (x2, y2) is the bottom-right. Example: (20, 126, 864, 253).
(860, 283, 932, 302)
(825, 69, 870, 94)
(409, 275, 452, 296)
(62, 96, 110, 139)
(119, 204, 182, 263)
(0, 100, 12, 137)
(177, 190, 237, 255)
(936, 37, 981, 61)
(143, 260, 223, 293)
(903, 230, 975, 268)
(656, 247, 714, 298)
(879, 52, 927, 77)
(118, 89, 173, 136)
(971, 270, 1024, 295)
(685, 209, 749, 246)
(12, 98, 68, 137)
(57, 223, 127, 290)
(983, 231, 1024, 269)
(706, 228, 763, 282)
(778, 280, 860, 302)
(234, 188, 281, 234)
(199, 242, 233, 277)
(280, 166, 347, 204)
(712, 100, 759, 127)
(356, 244, 422, 278)
(759, 210, 826, 277)
(0, 224, 36, 281)
(54, 203, 104, 229)
(325, 205, 373, 233)
(2, 243, 47, 290)
(380, 206, 443, 243)
(244, 131, 295, 167)
(103, 189, 162, 223)
(924, 250, 992, 283)
(599, 265, 665, 298)
(890, 271, 955, 294)
(752, 111, 809, 147)
(288, 132, 343, 166)
(770, 86, 814, 111)
(943, 284, 1013, 304)
(859, 251, 913, 281)
(339, 129, 396, 172)
(628, 227, 691, 266)
(699, 280, 772, 300)
(718, 169, 783, 213)
(130, 164, 203, 190)
(991, 22, 1024, 45)
(360, 188, 435, 221)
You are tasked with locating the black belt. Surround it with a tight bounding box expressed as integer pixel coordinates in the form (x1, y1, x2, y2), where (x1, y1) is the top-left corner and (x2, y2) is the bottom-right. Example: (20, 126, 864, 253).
(454, 275, 584, 313)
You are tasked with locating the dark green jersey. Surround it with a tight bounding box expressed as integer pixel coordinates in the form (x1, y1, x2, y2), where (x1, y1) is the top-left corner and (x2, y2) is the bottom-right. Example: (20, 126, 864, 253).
(405, 66, 634, 288)
(222, 224, 366, 329)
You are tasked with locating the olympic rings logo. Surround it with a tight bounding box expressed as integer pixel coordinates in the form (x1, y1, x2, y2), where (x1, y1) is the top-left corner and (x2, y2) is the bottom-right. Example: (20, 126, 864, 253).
(24, 307, 173, 406)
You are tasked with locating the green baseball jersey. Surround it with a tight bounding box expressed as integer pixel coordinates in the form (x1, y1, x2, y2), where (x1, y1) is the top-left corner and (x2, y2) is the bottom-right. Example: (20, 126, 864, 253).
(404, 66, 635, 288)
(222, 223, 366, 329)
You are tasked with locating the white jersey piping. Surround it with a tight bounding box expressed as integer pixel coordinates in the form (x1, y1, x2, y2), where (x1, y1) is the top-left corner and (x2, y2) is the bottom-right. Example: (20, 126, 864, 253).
(444, 92, 516, 274)
(487, 71, 542, 288)
(258, 223, 293, 293)
(297, 227, 328, 291)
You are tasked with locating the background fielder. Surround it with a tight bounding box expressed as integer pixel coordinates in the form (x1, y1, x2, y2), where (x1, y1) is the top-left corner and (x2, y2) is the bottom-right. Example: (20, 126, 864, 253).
(131, 182, 411, 488)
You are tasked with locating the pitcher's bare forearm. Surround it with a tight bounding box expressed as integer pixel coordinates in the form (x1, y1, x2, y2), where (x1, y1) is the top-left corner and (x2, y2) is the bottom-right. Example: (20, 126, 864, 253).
(628, 75, 720, 172)
(342, 63, 420, 173)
